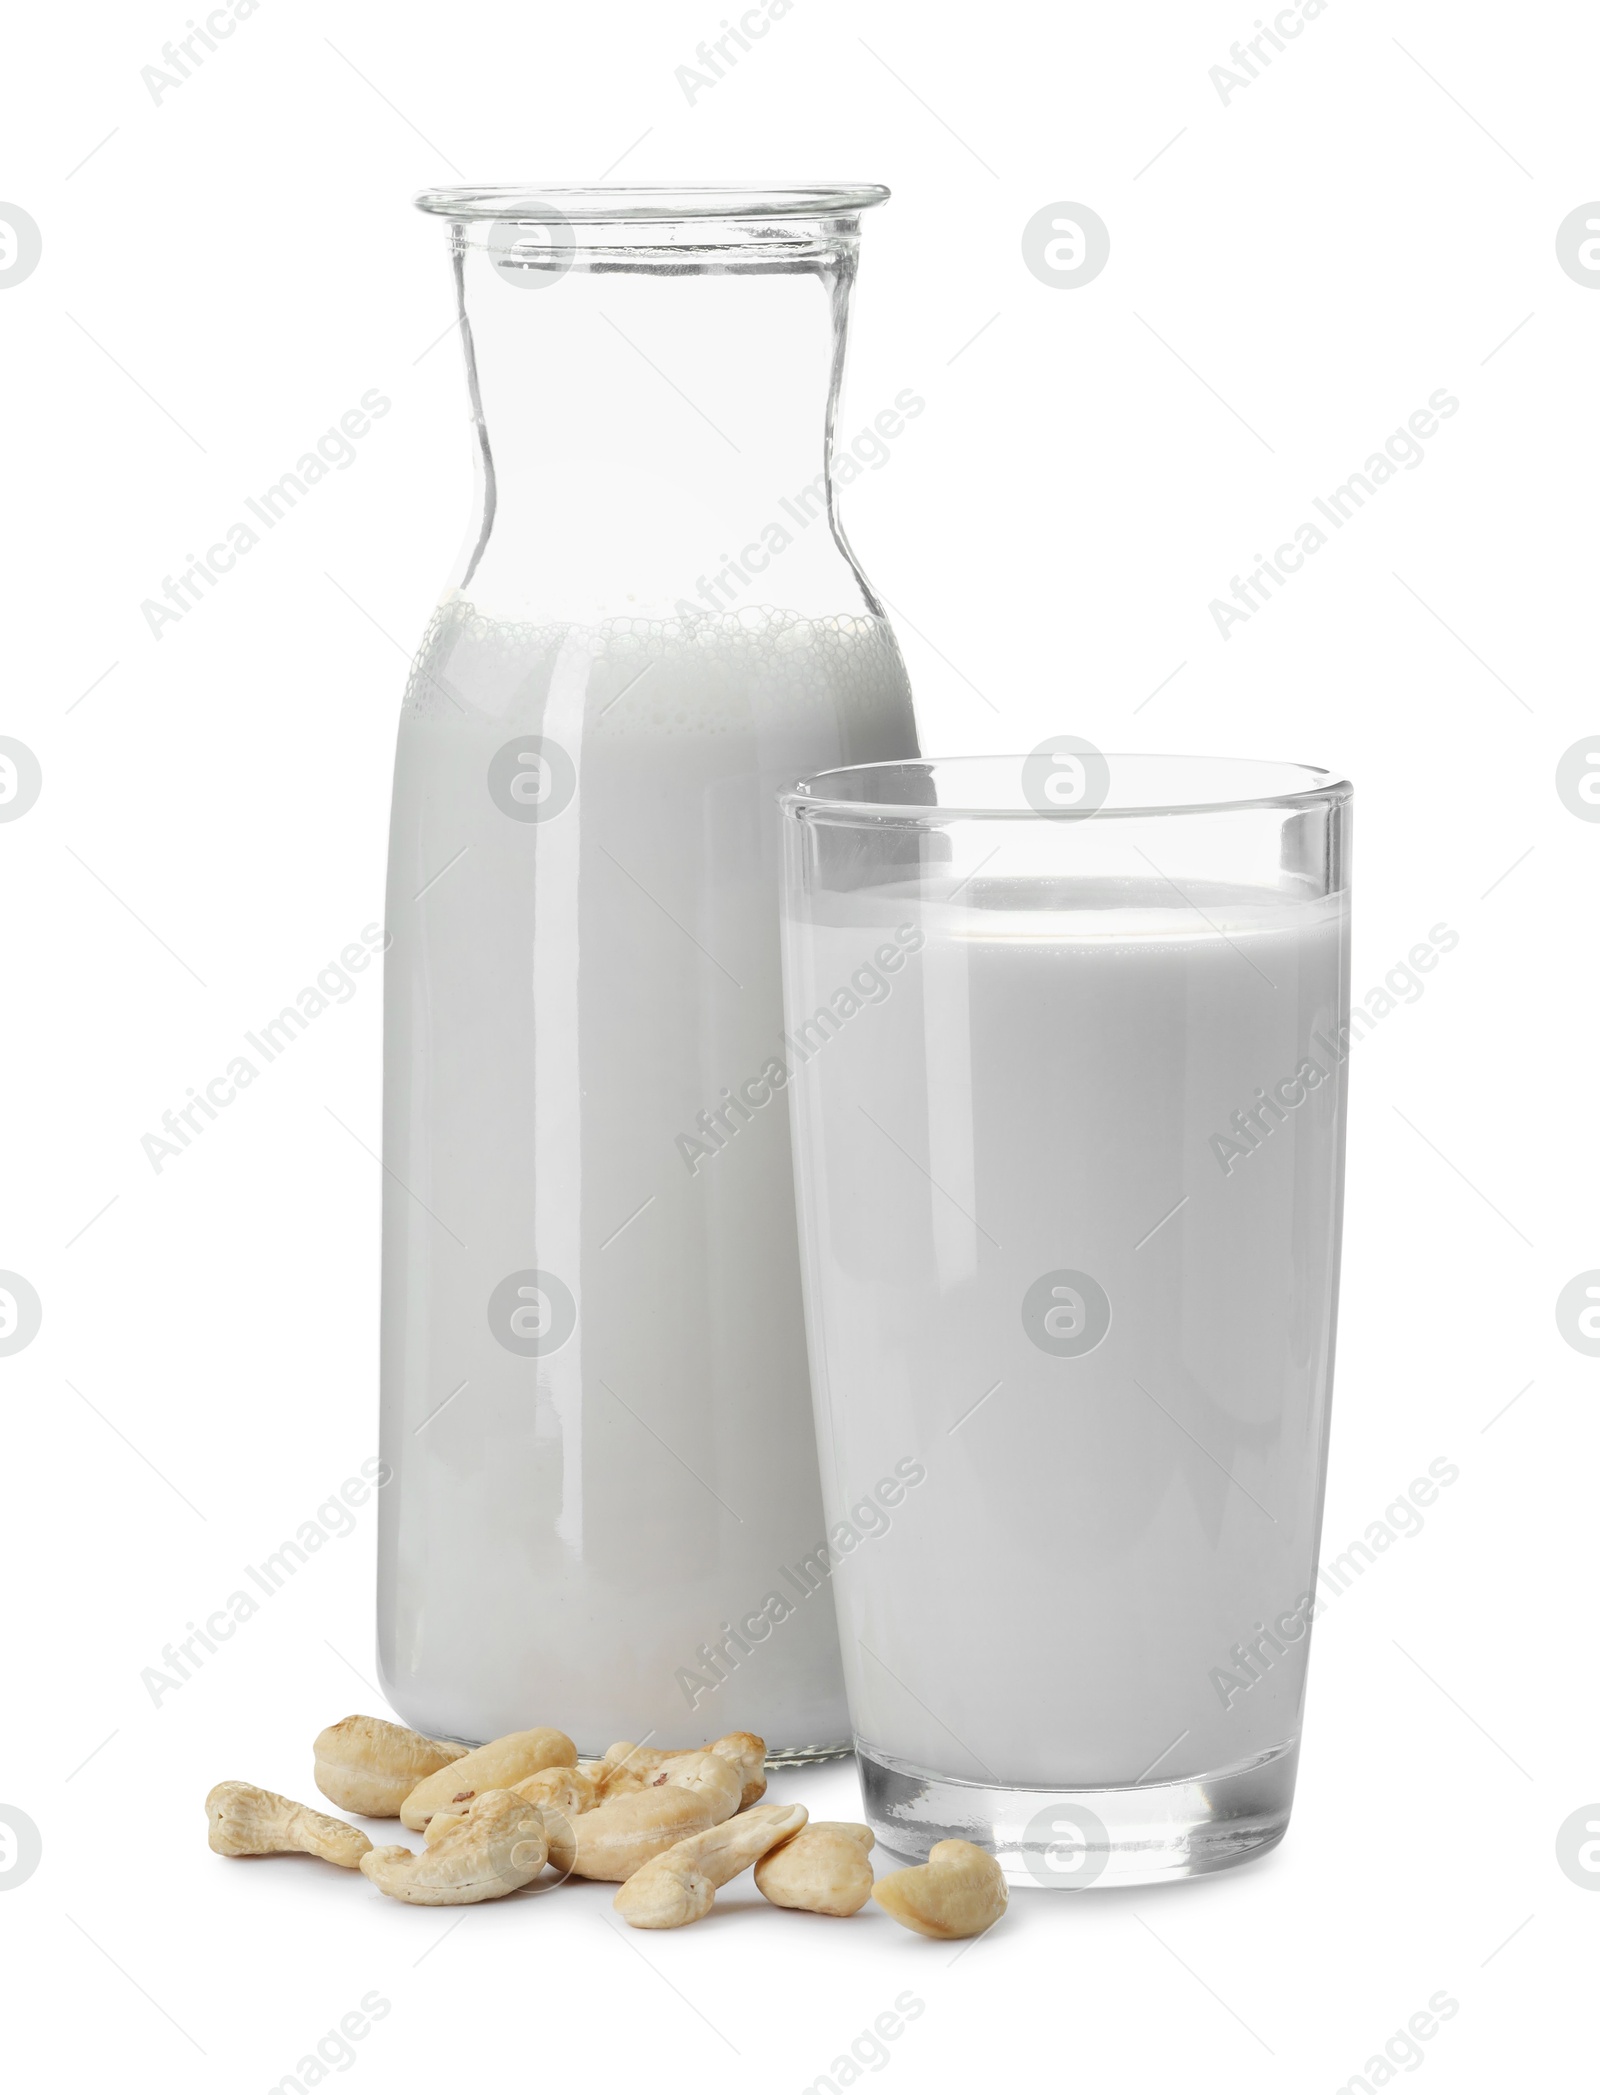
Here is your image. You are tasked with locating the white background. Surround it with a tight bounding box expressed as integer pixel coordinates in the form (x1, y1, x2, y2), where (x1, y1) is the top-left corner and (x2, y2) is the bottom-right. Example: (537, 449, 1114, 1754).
(3, 0, 1595, 2087)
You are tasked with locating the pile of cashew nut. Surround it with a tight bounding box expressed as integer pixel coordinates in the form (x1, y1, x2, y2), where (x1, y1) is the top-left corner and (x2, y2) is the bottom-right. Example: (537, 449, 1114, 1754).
(204, 1714, 1007, 1938)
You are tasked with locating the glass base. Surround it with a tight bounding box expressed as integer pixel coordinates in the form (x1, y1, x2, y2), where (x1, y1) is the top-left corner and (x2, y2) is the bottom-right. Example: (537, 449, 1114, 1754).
(858, 1740, 1298, 1888)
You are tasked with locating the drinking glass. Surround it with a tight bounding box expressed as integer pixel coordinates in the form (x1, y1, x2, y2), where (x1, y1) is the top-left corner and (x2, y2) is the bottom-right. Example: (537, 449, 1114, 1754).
(779, 753, 1352, 1884)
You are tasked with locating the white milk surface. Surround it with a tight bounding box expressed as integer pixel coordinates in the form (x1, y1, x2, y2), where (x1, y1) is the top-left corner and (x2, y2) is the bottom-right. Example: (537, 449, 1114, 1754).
(378, 599, 916, 1752)
(784, 874, 1349, 1789)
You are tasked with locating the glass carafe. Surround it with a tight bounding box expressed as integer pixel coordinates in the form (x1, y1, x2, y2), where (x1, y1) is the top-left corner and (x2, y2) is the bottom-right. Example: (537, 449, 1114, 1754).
(377, 186, 917, 1757)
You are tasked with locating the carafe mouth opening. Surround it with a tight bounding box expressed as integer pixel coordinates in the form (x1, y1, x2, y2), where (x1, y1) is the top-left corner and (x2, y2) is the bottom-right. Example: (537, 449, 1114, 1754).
(415, 184, 889, 221)
(416, 185, 888, 269)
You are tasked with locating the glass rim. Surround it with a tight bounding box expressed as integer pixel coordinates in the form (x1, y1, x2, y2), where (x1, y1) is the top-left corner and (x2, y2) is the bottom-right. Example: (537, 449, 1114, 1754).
(414, 184, 890, 222)
(781, 754, 1353, 823)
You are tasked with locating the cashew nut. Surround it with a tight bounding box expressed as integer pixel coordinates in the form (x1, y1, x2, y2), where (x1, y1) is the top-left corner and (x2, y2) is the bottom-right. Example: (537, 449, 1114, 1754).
(637, 1751, 743, 1803)
(562, 1765, 605, 1813)
(360, 1790, 547, 1905)
(312, 1714, 469, 1818)
(614, 1802, 808, 1928)
(422, 1764, 597, 1849)
(515, 1763, 600, 1815)
(754, 1821, 875, 1916)
(872, 1840, 1008, 1939)
(205, 1781, 371, 1869)
(600, 1733, 767, 1808)
(706, 1732, 768, 1808)
(548, 1755, 743, 1881)
(399, 1727, 576, 1830)
(593, 1748, 654, 1798)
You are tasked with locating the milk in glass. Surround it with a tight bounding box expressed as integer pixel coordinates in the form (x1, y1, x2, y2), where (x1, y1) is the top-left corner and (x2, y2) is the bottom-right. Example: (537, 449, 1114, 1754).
(784, 874, 1348, 1789)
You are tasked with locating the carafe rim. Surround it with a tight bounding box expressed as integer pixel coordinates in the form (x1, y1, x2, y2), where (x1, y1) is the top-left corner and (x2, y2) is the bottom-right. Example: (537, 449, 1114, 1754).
(414, 183, 890, 222)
